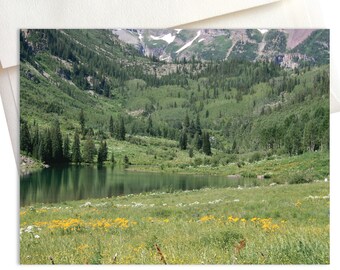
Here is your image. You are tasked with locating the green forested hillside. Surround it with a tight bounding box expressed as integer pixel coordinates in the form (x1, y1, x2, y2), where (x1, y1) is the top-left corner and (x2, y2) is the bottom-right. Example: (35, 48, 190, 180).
(20, 29, 329, 179)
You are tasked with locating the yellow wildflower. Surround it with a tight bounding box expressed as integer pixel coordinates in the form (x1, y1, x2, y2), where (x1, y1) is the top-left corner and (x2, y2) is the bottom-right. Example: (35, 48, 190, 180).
(200, 215, 215, 222)
(295, 200, 302, 208)
(77, 244, 89, 251)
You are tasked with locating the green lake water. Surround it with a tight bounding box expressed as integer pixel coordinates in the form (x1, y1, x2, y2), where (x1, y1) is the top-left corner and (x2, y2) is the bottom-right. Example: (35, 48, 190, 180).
(20, 165, 268, 206)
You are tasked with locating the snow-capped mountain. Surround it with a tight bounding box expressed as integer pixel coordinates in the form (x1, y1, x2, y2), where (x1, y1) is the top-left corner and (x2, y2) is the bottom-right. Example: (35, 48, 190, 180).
(112, 29, 329, 67)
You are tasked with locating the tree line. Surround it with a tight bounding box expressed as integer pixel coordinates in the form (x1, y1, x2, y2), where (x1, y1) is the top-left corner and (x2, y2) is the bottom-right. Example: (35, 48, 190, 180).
(20, 118, 109, 165)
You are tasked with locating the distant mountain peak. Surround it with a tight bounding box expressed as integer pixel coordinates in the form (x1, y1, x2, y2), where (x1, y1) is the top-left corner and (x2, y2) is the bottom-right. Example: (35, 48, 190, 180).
(112, 29, 329, 67)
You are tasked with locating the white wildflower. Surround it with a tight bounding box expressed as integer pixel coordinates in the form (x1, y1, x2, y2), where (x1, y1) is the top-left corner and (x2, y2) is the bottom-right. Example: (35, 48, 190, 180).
(131, 202, 143, 207)
(80, 201, 92, 207)
(25, 225, 34, 233)
(34, 235, 40, 239)
(190, 201, 200, 205)
(208, 199, 222, 204)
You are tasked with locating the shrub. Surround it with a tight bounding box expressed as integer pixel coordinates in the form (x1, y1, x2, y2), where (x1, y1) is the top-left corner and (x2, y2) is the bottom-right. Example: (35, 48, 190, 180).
(188, 148, 194, 158)
(249, 152, 262, 163)
(203, 157, 211, 165)
(289, 173, 312, 184)
(211, 156, 220, 167)
(194, 158, 203, 166)
(241, 171, 257, 178)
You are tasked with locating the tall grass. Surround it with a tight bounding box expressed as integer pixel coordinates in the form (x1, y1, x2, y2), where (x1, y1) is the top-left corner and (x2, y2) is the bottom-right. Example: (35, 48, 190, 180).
(20, 181, 329, 264)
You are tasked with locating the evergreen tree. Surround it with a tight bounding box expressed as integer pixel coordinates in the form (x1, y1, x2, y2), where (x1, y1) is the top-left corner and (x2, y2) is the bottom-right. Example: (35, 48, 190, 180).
(63, 135, 70, 162)
(20, 120, 32, 155)
(39, 129, 52, 163)
(118, 116, 126, 140)
(123, 155, 130, 167)
(79, 109, 86, 136)
(179, 130, 188, 150)
(184, 113, 190, 129)
(31, 126, 40, 160)
(83, 135, 97, 163)
(71, 130, 82, 164)
(193, 132, 203, 150)
(202, 131, 212, 155)
(51, 120, 63, 163)
(97, 140, 108, 164)
(109, 116, 114, 137)
(231, 140, 238, 154)
(146, 116, 154, 136)
(195, 114, 202, 135)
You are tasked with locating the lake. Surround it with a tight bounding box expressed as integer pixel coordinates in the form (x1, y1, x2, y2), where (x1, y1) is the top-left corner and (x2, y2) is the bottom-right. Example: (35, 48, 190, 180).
(20, 165, 268, 206)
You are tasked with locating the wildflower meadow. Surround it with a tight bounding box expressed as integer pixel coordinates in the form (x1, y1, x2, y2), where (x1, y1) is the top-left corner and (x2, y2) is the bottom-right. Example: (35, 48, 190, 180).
(20, 181, 329, 264)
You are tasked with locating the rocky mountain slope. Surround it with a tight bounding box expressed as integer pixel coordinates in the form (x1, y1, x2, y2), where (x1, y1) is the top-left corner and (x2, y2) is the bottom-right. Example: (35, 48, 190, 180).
(112, 29, 329, 68)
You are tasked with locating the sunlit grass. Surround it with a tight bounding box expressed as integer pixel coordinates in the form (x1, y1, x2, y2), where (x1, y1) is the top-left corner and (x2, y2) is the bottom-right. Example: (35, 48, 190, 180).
(20, 181, 329, 264)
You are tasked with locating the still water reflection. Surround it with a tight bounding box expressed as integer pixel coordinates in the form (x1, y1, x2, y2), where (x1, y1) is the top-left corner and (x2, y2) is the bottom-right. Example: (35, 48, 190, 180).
(20, 165, 267, 206)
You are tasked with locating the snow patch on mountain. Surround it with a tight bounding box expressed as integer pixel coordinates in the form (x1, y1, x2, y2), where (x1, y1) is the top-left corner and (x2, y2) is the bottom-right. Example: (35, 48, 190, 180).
(258, 29, 268, 34)
(160, 55, 171, 62)
(174, 29, 182, 34)
(150, 33, 176, 44)
(198, 38, 205, 43)
(176, 30, 201, 54)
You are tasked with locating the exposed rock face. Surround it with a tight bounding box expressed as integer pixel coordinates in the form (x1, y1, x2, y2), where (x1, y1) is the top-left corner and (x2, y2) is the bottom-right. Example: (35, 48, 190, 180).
(112, 29, 325, 68)
(20, 155, 48, 175)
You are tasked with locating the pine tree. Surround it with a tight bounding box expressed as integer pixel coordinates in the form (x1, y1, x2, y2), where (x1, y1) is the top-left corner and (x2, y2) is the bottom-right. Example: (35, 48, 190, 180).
(39, 129, 52, 163)
(109, 116, 114, 137)
(193, 132, 202, 150)
(79, 109, 86, 136)
(188, 120, 196, 138)
(31, 125, 40, 159)
(51, 120, 63, 163)
(63, 135, 70, 162)
(71, 130, 82, 164)
(118, 116, 126, 140)
(124, 155, 130, 167)
(146, 116, 154, 136)
(97, 140, 108, 164)
(179, 130, 188, 150)
(83, 135, 97, 163)
(202, 131, 212, 156)
(20, 120, 32, 155)
(184, 113, 190, 129)
(195, 114, 202, 135)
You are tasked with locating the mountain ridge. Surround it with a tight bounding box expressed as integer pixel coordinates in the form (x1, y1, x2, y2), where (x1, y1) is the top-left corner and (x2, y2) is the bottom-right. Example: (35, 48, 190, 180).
(113, 29, 329, 68)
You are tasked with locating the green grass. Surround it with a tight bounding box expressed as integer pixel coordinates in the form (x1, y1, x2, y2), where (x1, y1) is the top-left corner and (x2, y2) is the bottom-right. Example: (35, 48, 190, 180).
(20, 181, 329, 264)
(113, 136, 329, 181)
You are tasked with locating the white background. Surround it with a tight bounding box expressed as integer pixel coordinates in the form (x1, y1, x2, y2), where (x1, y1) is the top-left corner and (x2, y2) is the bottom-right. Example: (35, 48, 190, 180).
(0, 0, 338, 268)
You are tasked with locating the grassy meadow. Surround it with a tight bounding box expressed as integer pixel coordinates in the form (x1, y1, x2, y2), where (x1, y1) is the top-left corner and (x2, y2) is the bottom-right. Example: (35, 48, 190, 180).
(20, 181, 329, 264)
